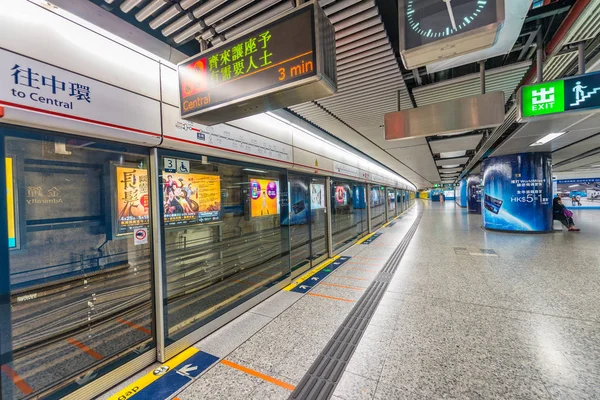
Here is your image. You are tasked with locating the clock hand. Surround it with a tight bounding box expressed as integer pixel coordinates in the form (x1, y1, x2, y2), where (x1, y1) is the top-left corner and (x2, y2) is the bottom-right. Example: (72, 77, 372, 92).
(443, 0, 457, 31)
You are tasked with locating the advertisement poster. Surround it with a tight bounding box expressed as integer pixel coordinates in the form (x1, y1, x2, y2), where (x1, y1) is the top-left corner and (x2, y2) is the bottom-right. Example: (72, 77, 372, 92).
(6, 157, 17, 248)
(289, 180, 307, 225)
(250, 178, 280, 217)
(482, 153, 552, 232)
(116, 166, 150, 234)
(310, 183, 326, 210)
(334, 185, 349, 206)
(353, 185, 366, 209)
(555, 178, 600, 208)
(164, 173, 221, 225)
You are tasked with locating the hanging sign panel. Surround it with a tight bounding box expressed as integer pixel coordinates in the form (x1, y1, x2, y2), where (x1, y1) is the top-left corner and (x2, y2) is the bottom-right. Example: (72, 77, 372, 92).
(178, 2, 336, 125)
(518, 71, 600, 122)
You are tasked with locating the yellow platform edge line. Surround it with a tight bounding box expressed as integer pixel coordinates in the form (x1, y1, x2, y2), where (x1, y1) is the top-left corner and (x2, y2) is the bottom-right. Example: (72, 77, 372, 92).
(283, 255, 341, 291)
(355, 232, 375, 245)
(106, 347, 199, 400)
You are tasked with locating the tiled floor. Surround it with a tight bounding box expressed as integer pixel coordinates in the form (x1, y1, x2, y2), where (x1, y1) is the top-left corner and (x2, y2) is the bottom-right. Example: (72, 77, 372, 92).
(108, 201, 600, 400)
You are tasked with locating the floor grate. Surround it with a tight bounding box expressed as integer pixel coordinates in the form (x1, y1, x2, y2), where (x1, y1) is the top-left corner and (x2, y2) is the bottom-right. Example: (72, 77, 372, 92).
(288, 208, 423, 400)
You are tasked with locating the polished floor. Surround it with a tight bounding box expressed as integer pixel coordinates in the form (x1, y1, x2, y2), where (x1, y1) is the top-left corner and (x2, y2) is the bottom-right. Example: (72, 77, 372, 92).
(101, 200, 600, 399)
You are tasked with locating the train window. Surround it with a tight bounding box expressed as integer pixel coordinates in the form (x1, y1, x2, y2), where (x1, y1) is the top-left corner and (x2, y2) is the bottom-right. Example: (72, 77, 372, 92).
(159, 152, 290, 343)
(330, 179, 367, 252)
(2, 131, 154, 399)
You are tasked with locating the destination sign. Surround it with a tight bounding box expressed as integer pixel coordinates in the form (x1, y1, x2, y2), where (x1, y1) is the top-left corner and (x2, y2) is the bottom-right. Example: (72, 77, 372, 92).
(518, 71, 600, 122)
(178, 2, 336, 125)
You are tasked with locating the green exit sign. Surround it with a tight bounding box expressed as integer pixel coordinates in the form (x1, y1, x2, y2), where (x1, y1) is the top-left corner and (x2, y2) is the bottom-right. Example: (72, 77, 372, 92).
(521, 81, 565, 118)
(518, 71, 600, 122)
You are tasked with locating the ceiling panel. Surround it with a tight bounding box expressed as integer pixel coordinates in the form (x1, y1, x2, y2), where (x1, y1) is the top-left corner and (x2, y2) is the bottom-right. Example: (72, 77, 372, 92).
(413, 62, 531, 107)
(436, 167, 462, 174)
(552, 135, 600, 164)
(290, 0, 425, 187)
(386, 145, 440, 182)
(493, 113, 600, 156)
(429, 134, 484, 154)
(436, 157, 469, 166)
(554, 153, 600, 172)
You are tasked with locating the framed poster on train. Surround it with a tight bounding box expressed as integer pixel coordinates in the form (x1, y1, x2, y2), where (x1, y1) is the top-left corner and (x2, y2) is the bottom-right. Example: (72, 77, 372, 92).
(114, 165, 150, 235)
(163, 172, 221, 226)
(249, 178, 280, 217)
(6, 157, 19, 249)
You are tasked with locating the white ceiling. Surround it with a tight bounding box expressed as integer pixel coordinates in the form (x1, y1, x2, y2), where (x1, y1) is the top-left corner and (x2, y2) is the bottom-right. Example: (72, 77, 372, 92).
(492, 112, 600, 174)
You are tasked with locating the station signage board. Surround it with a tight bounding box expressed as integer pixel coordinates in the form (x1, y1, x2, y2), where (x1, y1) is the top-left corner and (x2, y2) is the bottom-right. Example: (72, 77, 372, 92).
(518, 71, 600, 122)
(178, 1, 336, 125)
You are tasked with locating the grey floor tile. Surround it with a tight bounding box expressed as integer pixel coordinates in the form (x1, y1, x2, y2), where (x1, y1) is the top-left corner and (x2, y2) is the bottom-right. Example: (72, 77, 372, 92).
(248, 380, 292, 400)
(332, 371, 377, 400)
(177, 362, 263, 400)
(250, 291, 303, 319)
(372, 381, 425, 400)
(194, 312, 272, 358)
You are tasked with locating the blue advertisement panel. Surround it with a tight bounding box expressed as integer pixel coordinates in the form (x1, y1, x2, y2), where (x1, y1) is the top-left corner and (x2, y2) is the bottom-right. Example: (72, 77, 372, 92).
(467, 175, 482, 214)
(288, 181, 308, 225)
(455, 179, 468, 207)
(353, 185, 366, 209)
(482, 153, 552, 232)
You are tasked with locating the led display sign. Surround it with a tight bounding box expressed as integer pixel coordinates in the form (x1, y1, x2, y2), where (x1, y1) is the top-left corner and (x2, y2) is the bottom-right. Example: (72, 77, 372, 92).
(178, 2, 336, 125)
(518, 71, 600, 121)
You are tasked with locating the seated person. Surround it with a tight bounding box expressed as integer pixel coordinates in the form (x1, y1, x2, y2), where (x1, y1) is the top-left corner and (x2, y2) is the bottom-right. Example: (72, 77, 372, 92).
(553, 197, 580, 231)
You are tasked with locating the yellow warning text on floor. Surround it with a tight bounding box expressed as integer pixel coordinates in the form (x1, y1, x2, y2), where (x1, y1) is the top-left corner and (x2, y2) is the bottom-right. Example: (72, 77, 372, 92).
(107, 347, 199, 400)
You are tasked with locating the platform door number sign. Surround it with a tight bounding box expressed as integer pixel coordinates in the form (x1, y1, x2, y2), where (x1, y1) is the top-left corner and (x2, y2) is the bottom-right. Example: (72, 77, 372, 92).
(518, 71, 600, 121)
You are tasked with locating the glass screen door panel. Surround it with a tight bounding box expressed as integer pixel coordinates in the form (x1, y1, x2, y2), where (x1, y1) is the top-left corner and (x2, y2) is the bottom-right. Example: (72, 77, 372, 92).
(289, 174, 311, 272)
(3, 132, 154, 400)
(310, 177, 327, 264)
(159, 153, 290, 343)
(387, 187, 396, 220)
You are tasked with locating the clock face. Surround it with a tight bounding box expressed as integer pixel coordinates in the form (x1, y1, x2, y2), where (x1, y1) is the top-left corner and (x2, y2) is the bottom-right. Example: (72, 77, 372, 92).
(402, 0, 499, 50)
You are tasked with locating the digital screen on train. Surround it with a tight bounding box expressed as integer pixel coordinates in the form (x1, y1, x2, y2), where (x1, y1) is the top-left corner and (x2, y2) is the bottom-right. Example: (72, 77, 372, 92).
(250, 178, 280, 217)
(6, 157, 17, 248)
(178, 6, 316, 118)
(163, 173, 221, 225)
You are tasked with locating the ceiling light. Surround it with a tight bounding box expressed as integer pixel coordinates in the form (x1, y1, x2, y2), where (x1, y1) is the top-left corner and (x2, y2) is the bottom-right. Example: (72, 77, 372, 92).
(120, 0, 144, 13)
(530, 132, 567, 147)
(439, 151, 466, 158)
(243, 168, 267, 174)
(150, 4, 182, 29)
(135, 0, 169, 22)
(162, 12, 194, 37)
(441, 164, 460, 169)
(568, 184, 580, 188)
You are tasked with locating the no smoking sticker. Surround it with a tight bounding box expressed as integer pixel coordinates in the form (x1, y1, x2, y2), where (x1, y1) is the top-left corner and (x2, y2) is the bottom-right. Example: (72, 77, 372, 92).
(134, 228, 148, 245)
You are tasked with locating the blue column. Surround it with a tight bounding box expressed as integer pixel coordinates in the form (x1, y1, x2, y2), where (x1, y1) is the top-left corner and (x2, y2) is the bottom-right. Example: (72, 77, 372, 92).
(455, 179, 468, 207)
(467, 175, 482, 213)
(482, 153, 552, 232)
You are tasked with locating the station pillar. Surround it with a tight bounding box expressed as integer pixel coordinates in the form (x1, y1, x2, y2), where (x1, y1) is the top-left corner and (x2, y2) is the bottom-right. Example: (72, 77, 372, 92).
(467, 174, 482, 214)
(482, 153, 553, 232)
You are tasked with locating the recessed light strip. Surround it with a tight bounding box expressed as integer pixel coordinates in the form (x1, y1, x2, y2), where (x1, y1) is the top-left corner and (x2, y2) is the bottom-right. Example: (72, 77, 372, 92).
(530, 132, 567, 147)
